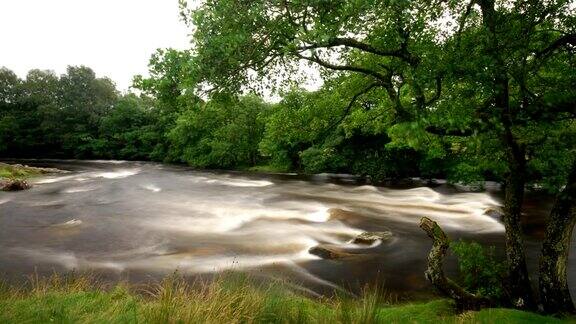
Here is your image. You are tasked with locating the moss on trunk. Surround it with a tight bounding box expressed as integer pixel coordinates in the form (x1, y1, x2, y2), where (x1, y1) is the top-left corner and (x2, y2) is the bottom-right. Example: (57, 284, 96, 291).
(539, 161, 576, 315)
(419, 217, 491, 310)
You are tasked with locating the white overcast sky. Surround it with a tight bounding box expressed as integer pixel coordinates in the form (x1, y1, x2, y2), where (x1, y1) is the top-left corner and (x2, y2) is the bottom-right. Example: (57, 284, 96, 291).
(0, 0, 192, 91)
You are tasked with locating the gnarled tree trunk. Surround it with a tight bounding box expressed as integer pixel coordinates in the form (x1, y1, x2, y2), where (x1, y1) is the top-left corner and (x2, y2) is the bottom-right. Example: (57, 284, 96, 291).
(419, 217, 491, 310)
(539, 160, 576, 314)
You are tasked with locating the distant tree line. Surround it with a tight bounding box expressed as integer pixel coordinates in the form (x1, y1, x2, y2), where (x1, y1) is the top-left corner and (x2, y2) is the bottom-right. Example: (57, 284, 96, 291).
(0, 61, 441, 182)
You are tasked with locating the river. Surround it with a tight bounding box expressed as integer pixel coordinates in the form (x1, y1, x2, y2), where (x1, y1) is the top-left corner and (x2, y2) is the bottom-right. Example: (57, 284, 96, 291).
(0, 160, 572, 299)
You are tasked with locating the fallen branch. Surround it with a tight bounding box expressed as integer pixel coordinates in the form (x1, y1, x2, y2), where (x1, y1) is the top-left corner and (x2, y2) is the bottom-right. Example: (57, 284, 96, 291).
(419, 217, 491, 310)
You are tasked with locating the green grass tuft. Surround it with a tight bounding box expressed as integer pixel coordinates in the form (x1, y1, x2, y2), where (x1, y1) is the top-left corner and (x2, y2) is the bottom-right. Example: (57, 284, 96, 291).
(0, 163, 42, 180)
(0, 273, 572, 323)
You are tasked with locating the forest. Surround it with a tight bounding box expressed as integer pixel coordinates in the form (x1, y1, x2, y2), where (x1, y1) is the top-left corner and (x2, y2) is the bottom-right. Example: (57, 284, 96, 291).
(1, 0, 575, 322)
(0, 63, 433, 182)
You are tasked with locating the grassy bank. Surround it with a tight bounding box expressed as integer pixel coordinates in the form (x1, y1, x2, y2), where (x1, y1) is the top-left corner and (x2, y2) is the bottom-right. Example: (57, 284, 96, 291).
(0, 274, 568, 323)
(0, 162, 43, 180)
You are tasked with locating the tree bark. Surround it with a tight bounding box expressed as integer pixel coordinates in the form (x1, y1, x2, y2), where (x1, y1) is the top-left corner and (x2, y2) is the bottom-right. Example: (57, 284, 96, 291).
(419, 217, 491, 310)
(501, 139, 537, 310)
(539, 160, 576, 314)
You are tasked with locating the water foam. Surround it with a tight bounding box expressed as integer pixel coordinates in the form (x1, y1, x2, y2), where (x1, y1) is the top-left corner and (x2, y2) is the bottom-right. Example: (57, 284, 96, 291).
(63, 186, 96, 193)
(52, 219, 83, 228)
(205, 178, 273, 187)
(95, 169, 140, 179)
(142, 184, 161, 192)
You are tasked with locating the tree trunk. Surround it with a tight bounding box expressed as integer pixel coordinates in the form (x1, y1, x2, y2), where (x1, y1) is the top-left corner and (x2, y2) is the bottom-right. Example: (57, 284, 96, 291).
(419, 217, 491, 310)
(539, 160, 576, 314)
(477, 0, 536, 309)
(501, 131, 536, 310)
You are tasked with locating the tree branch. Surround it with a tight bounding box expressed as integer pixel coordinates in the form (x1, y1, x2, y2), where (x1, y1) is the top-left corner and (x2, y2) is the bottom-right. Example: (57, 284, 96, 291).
(426, 76, 442, 106)
(536, 33, 576, 59)
(293, 52, 391, 84)
(455, 0, 477, 47)
(297, 37, 406, 60)
(319, 82, 382, 140)
(419, 217, 491, 310)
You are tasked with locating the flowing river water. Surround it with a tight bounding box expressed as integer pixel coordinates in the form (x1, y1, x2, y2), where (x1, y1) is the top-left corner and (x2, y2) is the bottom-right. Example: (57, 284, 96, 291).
(0, 160, 573, 298)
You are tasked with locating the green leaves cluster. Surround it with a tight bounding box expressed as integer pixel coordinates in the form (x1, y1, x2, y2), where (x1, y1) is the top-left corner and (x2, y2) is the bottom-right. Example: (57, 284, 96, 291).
(451, 240, 507, 300)
(168, 94, 269, 169)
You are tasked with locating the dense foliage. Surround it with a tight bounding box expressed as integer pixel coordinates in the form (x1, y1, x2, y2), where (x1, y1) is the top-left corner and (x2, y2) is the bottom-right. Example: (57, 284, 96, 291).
(0, 63, 443, 180)
(451, 240, 506, 300)
(0, 62, 493, 183)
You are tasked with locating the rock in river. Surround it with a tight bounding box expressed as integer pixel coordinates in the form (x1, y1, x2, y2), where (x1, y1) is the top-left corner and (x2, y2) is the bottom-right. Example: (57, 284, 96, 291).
(309, 245, 356, 260)
(484, 207, 504, 220)
(351, 231, 393, 245)
(1, 179, 32, 191)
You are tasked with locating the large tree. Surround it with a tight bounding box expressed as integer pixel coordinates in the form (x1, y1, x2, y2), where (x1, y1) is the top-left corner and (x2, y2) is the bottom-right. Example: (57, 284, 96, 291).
(183, 0, 576, 313)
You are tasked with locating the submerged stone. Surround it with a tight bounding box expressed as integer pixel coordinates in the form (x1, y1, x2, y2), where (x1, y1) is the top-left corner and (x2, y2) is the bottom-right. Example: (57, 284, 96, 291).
(309, 245, 355, 260)
(351, 231, 393, 245)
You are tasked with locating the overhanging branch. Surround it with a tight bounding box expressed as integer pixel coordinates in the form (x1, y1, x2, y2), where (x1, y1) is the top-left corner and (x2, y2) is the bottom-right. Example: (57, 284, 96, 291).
(536, 33, 576, 59)
(293, 52, 390, 84)
(297, 37, 405, 60)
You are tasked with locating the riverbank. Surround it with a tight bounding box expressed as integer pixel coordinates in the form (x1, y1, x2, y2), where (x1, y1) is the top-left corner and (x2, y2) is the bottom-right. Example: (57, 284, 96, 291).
(0, 274, 568, 323)
(0, 162, 66, 180)
(0, 162, 43, 180)
(0, 162, 66, 191)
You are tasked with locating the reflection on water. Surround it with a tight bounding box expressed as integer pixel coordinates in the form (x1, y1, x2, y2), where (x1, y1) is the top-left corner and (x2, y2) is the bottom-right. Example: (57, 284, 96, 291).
(0, 160, 566, 297)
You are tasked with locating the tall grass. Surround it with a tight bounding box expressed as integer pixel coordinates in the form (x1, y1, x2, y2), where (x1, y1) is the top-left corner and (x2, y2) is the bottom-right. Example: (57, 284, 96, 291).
(0, 272, 569, 323)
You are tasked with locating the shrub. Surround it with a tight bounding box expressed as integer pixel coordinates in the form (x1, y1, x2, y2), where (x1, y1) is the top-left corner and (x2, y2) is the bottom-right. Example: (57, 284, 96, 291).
(451, 240, 506, 300)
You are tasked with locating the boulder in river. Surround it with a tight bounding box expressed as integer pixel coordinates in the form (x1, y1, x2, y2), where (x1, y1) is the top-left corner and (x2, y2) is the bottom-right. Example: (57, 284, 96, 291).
(351, 231, 393, 245)
(309, 245, 356, 260)
(328, 208, 358, 220)
(1, 179, 32, 191)
(484, 207, 504, 220)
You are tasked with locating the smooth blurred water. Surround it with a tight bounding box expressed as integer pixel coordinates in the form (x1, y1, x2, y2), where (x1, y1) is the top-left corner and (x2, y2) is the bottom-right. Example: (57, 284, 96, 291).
(0, 160, 570, 298)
